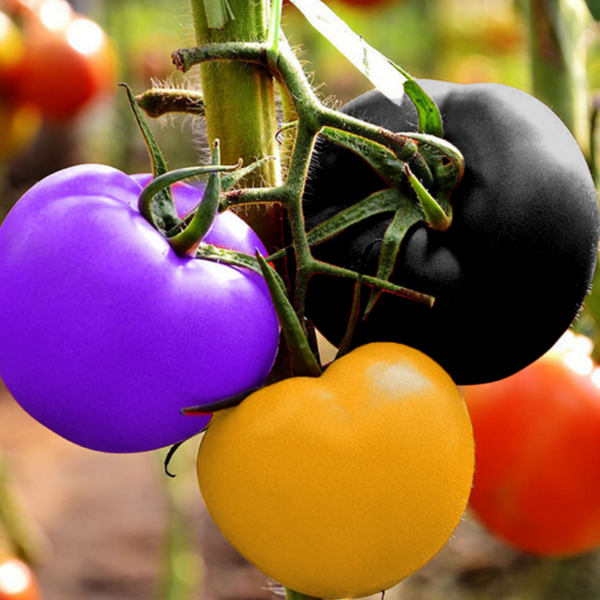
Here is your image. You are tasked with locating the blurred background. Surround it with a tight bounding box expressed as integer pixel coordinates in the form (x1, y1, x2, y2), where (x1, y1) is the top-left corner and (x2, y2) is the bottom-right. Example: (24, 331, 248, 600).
(1, 0, 600, 598)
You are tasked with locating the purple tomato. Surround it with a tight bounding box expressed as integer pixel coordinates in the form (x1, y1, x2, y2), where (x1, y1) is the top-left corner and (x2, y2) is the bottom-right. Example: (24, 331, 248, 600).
(0, 164, 279, 453)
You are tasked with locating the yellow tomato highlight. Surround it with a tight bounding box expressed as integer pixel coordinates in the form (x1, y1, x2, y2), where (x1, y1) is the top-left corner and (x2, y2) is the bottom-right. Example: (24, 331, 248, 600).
(198, 343, 474, 599)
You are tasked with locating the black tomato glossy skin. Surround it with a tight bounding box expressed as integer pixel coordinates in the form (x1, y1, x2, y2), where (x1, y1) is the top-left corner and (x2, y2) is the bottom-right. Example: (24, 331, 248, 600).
(303, 80, 600, 384)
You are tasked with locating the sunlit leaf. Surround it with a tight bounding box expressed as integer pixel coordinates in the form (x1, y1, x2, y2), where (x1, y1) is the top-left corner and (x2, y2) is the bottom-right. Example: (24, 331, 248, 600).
(288, 0, 406, 102)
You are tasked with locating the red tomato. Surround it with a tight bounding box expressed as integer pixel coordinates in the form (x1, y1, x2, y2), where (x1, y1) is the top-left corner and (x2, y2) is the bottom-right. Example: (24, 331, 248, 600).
(0, 554, 41, 600)
(462, 332, 600, 556)
(12, 0, 117, 121)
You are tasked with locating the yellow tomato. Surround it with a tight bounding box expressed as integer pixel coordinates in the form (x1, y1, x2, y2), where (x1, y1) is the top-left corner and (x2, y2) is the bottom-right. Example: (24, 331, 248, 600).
(198, 343, 474, 599)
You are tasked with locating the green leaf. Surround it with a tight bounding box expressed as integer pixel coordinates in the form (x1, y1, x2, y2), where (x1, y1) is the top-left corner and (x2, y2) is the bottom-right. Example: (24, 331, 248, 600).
(255, 253, 322, 378)
(121, 83, 178, 232)
(203, 0, 235, 29)
(287, 0, 406, 102)
(389, 61, 443, 138)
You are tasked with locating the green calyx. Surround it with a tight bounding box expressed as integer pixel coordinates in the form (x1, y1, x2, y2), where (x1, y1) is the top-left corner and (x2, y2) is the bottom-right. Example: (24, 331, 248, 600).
(166, 141, 225, 257)
(121, 83, 178, 232)
(255, 252, 323, 378)
(137, 141, 245, 258)
(405, 164, 452, 232)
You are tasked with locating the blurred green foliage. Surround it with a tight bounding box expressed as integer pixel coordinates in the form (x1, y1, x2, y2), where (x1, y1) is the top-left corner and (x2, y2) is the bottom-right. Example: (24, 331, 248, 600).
(78, 0, 201, 174)
(586, 0, 600, 20)
(79, 0, 539, 172)
(9, 0, 600, 178)
(283, 0, 529, 103)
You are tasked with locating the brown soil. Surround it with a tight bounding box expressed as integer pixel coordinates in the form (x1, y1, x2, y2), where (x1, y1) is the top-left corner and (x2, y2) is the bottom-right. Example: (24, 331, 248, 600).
(1, 381, 600, 600)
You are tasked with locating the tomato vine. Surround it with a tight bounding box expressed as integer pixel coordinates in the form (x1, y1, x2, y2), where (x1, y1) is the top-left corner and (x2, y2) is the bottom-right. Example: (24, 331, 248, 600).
(136, 5, 464, 376)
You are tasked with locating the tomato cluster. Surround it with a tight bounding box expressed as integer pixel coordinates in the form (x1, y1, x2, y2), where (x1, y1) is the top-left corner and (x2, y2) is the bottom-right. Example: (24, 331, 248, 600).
(0, 0, 116, 141)
(0, 0, 599, 597)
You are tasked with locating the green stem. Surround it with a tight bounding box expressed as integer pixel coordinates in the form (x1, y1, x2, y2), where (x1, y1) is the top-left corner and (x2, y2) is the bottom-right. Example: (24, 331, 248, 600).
(319, 106, 417, 161)
(591, 94, 600, 185)
(528, 0, 591, 155)
(173, 42, 463, 170)
(285, 124, 319, 317)
(266, 0, 283, 69)
(313, 259, 434, 307)
(173, 12, 446, 365)
(256, 253, 322, 377)
(135, 88, 206, 118)
(336, 275, 364, 360)
(189, 0, 282, 248)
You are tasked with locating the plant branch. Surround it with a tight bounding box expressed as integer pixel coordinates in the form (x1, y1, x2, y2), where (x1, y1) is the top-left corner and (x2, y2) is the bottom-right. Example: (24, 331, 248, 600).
(135, 88, 206, 118)
(168, 20, 462, 364)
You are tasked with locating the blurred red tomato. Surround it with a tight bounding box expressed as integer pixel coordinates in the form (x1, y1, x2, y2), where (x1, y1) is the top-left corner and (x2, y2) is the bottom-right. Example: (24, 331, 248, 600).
(0, 554, 41, 600)
(462, 332, 600, 556)
(12, 0, 117, 121)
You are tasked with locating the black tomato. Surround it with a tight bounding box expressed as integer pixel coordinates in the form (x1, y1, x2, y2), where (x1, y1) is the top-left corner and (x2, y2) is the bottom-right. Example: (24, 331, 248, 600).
(303, 80, 600, 384)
